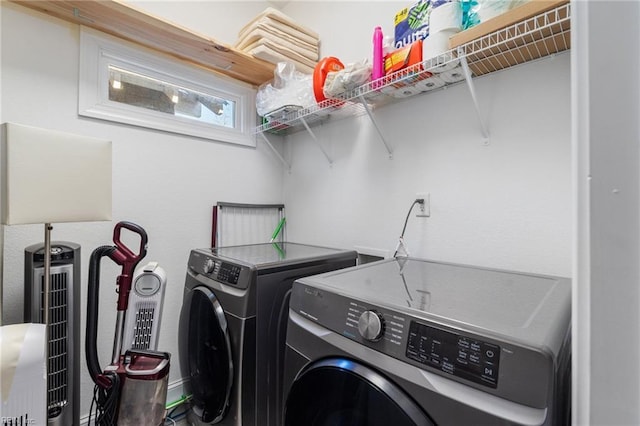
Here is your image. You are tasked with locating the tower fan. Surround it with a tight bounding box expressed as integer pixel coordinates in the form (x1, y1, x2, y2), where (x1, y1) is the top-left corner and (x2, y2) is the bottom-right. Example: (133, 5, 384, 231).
(24, 241, 80, 426)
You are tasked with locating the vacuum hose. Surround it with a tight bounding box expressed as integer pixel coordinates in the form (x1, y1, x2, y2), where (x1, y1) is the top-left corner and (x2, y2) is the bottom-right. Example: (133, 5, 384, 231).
(86, 245, 117, 385)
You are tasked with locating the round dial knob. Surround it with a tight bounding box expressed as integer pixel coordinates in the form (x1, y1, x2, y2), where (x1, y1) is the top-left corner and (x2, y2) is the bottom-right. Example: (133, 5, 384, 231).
(203, 258, 216, 274)
(358, 310, 384, 341)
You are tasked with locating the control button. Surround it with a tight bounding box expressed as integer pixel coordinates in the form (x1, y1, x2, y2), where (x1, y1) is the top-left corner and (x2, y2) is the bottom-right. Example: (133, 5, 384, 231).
(483, 366, 497, 379)
(442, 361, 455, 374)
(358, 310, 384, 341)
(458, 339, 470, 349)
(486, 349, 495, 359)
(203, 258, 215, 274)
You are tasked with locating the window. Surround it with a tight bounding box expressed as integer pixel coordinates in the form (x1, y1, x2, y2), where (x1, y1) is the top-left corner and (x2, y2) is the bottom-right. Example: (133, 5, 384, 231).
(79, 27, 256, 146)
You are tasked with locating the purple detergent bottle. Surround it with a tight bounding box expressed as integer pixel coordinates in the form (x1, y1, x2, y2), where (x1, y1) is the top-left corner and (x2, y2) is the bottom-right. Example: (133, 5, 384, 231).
(372, 26, 384, 83)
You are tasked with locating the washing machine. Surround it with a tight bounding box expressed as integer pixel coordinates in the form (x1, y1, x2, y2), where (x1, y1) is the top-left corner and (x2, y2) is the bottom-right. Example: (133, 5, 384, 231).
(283, 257, 571, 425)
(179, 242, 357, 425)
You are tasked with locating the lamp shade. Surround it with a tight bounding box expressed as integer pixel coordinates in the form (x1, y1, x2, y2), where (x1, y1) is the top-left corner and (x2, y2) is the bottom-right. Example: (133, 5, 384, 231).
(1, 123, 112, 225)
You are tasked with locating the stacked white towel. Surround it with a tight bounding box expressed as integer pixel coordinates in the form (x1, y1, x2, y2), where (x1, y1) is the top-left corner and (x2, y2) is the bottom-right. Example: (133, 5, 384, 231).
(236, 7, 320, 74)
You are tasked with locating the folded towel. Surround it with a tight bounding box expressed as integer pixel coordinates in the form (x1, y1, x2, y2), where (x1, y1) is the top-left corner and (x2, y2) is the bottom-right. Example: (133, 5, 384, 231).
(244, 39, 317, 69)
(239, 16, 319, 47)
(237, 28, 319, 62)
(237, 24, 319, 54)
(239, 7, 319, 41)
(248, 45, 316, 74)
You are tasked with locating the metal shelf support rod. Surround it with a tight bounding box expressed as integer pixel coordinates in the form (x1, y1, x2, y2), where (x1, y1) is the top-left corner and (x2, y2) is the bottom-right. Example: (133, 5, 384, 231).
(259, 132, 291, 171)
(358, 95, 393, 158)
(300, 117, 333, 165)
(458, 48, 490, 144)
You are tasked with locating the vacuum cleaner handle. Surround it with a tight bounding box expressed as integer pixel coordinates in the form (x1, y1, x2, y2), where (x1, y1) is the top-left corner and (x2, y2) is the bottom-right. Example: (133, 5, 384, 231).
(86, 245, 117, 387)
(109, 221, 148, 311)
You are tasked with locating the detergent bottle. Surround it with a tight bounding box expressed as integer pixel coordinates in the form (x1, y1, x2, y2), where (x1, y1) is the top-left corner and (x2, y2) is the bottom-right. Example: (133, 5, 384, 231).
(372, 26, 384, 82)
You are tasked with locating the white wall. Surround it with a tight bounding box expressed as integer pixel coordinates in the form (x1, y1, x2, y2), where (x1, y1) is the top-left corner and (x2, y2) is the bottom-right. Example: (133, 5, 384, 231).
(0, 1, 283, 417)
(127, 0, 272, 46)
(278, 2, 571, 277)
(283, 1, 402, 62)
(282, 56, 571, 277)
(573, 1, 640, 424)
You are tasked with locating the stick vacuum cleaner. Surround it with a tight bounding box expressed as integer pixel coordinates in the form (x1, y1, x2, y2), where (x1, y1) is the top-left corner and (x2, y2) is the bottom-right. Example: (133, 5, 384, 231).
(85, 221, 170, 426)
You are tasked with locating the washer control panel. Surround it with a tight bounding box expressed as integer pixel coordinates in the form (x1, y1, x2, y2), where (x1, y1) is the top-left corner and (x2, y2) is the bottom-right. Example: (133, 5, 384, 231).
(406, 321, 500, 388)
(203, 260, 241, 285)
(216, 262, 241, 285)
(293, 283, 504, 391)
(189, 251, 245, 287)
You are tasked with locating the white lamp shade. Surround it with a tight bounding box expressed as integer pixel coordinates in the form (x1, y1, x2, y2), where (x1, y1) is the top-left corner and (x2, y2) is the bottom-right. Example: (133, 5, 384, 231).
(1, 123, 112, 225)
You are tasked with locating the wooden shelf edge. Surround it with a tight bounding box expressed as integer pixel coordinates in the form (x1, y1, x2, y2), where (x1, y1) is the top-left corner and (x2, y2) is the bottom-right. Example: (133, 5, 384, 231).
(9, 0, 276, 87)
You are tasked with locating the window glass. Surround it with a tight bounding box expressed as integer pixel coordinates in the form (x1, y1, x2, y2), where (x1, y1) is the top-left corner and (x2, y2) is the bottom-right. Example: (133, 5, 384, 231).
(79, 28, 256, 146)
(108, 66, 235, 128)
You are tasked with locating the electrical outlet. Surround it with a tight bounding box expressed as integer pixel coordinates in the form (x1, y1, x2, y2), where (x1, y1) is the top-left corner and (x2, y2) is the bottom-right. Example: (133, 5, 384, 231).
(416, 193, 430, 217)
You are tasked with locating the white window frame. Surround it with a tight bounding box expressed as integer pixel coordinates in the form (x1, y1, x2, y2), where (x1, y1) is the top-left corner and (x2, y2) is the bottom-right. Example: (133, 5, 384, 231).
(79, 27, 257, 147)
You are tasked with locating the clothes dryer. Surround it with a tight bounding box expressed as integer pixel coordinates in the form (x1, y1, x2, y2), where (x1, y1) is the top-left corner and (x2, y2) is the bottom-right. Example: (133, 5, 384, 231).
(283, 258, 571, 425)
(179, 242, 357, 425)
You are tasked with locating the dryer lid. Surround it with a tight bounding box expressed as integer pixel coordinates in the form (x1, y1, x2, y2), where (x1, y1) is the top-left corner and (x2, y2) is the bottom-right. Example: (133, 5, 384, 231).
(206, 242, 355, 269)
(296, 258, 571, 347)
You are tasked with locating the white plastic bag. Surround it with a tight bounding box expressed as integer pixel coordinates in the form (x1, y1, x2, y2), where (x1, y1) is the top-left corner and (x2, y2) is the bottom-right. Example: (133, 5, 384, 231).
(256, 61, 315, 117)
(323, 60, 372, 98)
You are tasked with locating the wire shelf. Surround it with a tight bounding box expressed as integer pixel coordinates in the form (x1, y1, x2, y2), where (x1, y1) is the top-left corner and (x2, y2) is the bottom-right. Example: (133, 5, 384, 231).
(458, 2, 570, 76)
(256, 99, 367, 135)
(256, 2, 570, 136)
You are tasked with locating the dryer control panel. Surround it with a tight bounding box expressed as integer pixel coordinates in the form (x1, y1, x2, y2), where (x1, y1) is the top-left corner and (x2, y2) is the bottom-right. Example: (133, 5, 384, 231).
(189, 250, 248, 288)
(202, 258, 241, 285)
(406, 321, 500, 388)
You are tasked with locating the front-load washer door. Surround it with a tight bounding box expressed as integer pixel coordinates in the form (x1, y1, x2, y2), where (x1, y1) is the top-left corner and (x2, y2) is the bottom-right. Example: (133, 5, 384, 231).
(180, 286, 233, 424)
(284, 358, 434, 426)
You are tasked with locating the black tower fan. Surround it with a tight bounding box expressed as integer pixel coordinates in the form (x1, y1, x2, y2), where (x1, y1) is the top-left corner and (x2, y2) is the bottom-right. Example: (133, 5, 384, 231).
(24, 241, 81, 426)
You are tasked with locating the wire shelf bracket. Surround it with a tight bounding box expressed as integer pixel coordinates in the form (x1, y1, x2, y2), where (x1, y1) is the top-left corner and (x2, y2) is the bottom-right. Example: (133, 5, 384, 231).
(458, 49, 490, 145)
(300, 117, 333, 165)
(358, 95, 393, 158)
(259, 132, 291, 171)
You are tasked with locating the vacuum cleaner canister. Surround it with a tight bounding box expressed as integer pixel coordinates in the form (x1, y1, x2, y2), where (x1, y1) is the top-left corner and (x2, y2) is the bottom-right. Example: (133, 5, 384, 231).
(116, 350, 171, 426)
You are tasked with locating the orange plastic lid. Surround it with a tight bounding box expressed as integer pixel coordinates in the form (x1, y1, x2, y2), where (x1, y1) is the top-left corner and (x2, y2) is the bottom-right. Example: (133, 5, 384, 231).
(313, 56, 345, 103)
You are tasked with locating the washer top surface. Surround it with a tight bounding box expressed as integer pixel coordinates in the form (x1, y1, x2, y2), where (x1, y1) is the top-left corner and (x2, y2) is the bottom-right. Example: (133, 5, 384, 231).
(298, 257, 571, 347)
(206, 242, 354, 269)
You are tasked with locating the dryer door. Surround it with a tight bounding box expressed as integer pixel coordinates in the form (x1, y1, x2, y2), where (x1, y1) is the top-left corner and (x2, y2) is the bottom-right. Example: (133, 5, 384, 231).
(179, 286, 233, 424)
(284, 358, 434, 426)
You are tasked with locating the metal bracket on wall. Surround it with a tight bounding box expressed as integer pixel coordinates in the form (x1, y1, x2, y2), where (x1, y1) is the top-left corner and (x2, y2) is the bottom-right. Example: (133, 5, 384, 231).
(458, 48, 490, 145)
(259, 132, 291, 171)
(299, 117, 333, 165)
(358, 95, 393, 158)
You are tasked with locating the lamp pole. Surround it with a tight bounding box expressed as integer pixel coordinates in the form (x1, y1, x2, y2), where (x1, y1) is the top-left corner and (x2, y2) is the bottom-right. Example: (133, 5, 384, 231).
(43, 222, 52, 415)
